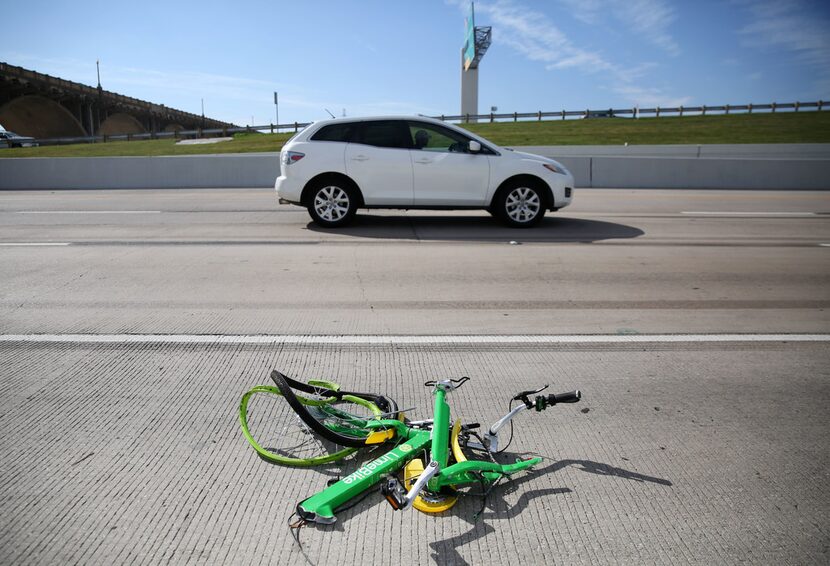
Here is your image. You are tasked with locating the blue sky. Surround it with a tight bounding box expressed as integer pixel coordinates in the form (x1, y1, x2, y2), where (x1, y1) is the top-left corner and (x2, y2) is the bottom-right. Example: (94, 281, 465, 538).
(2, 0, 829, 126)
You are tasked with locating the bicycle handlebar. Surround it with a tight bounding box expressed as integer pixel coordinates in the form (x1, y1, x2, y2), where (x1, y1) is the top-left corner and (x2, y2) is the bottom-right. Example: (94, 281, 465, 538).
(533, 389, 581, 411)
(424, 377, 470, 390)
(548, 390, 581, 404)
(512, 384, 548, 402)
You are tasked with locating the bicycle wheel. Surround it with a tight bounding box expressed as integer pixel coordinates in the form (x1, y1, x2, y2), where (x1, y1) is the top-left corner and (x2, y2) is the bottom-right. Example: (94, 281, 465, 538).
(239, 385, 358, 466)
(270, 370, 387, 448)
(275, 370, 399, 416)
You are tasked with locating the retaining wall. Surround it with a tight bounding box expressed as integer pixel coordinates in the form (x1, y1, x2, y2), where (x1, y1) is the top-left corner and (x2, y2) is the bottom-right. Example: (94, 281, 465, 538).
(0, 153, 277, 190)
(1, 144, 828, 190)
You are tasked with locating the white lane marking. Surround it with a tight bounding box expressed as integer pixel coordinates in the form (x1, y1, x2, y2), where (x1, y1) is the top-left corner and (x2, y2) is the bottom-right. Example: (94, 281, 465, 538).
(820, 244, 830, 247)
(16, 210, 162, 214)
(0, 334, 827, 344)
(0, 242, 71, 247)
(681, 211, 817, 216)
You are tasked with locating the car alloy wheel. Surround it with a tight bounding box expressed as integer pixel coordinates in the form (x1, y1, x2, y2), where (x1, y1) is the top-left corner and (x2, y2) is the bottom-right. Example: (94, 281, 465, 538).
(313, 185, 351, 223)
(504, 186, 541, 224)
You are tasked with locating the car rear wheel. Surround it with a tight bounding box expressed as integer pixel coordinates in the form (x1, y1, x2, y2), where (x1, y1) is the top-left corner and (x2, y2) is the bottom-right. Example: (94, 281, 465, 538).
(496, 182, 546, 227)
(306, 182, 358, 227)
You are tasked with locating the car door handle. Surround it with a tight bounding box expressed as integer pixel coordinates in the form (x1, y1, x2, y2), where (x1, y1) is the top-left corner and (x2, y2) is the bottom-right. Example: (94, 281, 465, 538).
(351, 155, 370, 162)
(414, 158, 433, 164)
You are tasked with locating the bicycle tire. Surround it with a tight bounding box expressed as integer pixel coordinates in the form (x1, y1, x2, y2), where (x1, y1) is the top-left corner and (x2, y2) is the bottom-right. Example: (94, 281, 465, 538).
(271, 370, 385, 448)
(239, 385, 359, 466)
(274, 370, 399, 416)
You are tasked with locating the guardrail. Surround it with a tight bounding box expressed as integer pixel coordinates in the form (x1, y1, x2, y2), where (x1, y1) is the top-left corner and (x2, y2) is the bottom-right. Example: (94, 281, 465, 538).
(438, 100, 825, 122)
(7, 99, 826, 147)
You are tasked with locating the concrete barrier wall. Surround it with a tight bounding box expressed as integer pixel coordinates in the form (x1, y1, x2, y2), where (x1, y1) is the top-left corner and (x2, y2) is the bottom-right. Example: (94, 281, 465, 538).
(0, 153, 280, 190)
(1, 144, 829, 190)
(520, 143, 830, 159)
(591, 157, 830, 189)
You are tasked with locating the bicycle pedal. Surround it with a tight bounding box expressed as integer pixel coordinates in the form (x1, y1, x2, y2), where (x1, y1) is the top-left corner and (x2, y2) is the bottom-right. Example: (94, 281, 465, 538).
(380, 475, 407, 511)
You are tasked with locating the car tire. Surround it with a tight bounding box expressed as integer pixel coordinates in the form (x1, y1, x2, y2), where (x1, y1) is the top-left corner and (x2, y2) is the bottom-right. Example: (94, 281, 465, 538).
(495, 181, 547, 227)
(306, 180, 359, 227)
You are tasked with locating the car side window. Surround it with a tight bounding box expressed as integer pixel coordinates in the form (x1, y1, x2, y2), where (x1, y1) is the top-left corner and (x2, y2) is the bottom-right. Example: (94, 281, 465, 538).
(310, 123, 355, 142)
(407, 121, 492, 154)
(356, 120, 411, 149)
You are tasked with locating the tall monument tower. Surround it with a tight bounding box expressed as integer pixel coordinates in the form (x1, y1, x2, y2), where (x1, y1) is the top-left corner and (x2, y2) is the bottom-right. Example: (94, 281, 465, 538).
(460, 2, 492, 122)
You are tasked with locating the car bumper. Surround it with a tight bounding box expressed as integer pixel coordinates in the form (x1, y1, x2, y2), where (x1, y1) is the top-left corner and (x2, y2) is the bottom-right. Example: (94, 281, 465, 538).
(275, 174, 303, 205)
(546, 172, 574, 210)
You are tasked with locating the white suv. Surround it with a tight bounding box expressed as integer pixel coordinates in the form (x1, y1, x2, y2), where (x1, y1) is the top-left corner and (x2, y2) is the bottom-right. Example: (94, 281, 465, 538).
(275, 116, 574, 228)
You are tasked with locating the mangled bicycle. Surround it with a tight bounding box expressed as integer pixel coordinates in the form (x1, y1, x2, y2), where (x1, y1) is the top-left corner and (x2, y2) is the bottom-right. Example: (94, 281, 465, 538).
(239, 370, 581, 524)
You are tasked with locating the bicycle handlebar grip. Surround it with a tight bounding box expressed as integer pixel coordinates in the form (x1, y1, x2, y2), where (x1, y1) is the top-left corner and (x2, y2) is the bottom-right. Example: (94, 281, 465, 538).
(548, 390, 581, 404)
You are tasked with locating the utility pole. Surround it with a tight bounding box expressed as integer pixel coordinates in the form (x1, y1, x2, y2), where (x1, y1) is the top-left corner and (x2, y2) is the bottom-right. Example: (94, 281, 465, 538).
(274, 92, 279, 132)
(94, 59, 102, 137)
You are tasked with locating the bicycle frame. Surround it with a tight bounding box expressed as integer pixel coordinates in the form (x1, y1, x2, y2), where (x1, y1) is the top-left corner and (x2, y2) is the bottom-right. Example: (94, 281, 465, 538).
(296, 380, 542, 524)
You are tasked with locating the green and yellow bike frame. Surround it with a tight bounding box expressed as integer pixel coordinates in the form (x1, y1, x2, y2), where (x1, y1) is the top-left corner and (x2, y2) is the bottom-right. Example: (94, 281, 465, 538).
(297, 379, 542, 524)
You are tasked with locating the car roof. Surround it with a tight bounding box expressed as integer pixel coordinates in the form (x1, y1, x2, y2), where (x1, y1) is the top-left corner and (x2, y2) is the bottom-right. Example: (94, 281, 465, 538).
(309, 115, 448, 128)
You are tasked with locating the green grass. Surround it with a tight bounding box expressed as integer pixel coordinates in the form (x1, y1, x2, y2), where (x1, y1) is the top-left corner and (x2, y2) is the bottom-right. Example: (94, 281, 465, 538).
(2, 112, 828, 158)
(462, 111, 830, 146)
(0, 131, 296, 158)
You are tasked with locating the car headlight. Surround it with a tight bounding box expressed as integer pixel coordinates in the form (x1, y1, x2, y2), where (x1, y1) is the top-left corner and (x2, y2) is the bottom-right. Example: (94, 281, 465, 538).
(543, 163, 565, 175)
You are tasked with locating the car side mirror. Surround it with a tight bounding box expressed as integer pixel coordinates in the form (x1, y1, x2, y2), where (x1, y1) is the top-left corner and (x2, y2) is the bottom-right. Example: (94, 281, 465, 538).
(468, 140, 481, 153)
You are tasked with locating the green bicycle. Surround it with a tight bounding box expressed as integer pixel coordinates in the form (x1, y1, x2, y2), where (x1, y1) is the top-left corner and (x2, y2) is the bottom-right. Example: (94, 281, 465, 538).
(239, 371, 400, 466)
(239, 370, 581, 524)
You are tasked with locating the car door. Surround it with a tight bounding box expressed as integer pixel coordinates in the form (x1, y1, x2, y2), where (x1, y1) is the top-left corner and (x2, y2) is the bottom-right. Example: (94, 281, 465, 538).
(345, 120, 414, 206)
(407, 121, 491, 206)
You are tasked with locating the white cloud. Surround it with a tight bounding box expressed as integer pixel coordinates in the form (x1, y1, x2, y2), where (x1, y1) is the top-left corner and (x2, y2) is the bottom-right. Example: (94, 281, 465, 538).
(739, 1, 826, 56)
(472, 1, 614, 74)
(463, 0, 688, 107)
(738, 0, 830, 96)
(613, 85, 691, 108)
(624, 0, 680, 56)
(556, 0, 604, 24)
(557, 0, 680, 55)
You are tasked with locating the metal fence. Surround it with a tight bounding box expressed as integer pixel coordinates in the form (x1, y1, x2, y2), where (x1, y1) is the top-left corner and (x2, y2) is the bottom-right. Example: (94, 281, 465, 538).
(437, 100, 825, 123)
(5, 99, 826, 148)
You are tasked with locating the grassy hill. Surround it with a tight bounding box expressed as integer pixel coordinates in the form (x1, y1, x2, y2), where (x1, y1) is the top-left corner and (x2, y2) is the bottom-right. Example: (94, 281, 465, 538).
(1, 111, 828, 159)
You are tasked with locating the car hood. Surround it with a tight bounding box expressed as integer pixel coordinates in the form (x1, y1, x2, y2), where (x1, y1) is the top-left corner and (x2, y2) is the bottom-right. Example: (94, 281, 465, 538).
(503, 148, 569, 172)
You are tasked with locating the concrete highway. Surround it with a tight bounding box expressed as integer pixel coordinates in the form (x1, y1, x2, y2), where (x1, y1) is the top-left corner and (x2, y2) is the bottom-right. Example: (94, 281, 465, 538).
(1, 188, 829, 335)
(0, 187, 828, 564)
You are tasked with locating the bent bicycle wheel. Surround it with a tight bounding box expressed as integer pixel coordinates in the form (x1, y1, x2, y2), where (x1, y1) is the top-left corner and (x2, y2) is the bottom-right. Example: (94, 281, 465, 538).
(239, 385, 358, 466)
(270, 370, 386, 448)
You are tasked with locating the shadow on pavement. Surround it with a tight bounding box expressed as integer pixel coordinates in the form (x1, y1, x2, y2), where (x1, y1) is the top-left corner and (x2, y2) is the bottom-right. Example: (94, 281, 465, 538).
(427, 459, 672, 565)
(548, 459, 673, 486)
(291, 457, 672, 563)
(307, 214, 644, 243)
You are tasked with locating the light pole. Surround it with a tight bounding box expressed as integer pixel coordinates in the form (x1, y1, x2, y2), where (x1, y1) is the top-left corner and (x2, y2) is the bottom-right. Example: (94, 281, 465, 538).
(274, 92, 279, 133)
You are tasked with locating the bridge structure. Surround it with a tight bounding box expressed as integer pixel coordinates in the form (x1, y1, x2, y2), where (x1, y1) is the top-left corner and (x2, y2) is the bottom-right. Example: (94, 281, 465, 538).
(0, 62, 234, 139)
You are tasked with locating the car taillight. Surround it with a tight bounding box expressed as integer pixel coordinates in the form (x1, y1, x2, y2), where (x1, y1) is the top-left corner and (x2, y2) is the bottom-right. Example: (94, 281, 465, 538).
(282, 151, 305, 165)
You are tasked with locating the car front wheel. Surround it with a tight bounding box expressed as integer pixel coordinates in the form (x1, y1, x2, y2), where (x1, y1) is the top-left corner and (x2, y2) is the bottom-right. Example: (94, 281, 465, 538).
(306, 182, 358, 227)
(496, 182, 546, 227)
